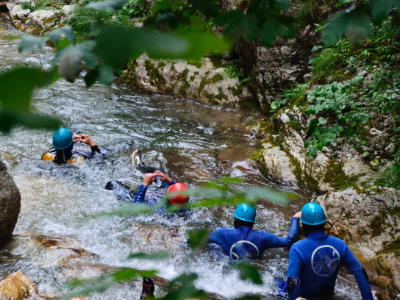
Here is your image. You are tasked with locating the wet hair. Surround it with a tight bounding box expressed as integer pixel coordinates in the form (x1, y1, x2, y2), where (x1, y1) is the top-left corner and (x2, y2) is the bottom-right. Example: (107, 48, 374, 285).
(302, 223, 325, 237)
(54, 143, 73, 164)
(234, 217, 254, 229)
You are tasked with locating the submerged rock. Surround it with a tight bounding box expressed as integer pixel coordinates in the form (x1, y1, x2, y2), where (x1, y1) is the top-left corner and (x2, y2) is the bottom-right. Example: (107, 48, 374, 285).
(15, 232, 98, 267)
(0, 156, 21, 245)
(0, 271, 52, 300)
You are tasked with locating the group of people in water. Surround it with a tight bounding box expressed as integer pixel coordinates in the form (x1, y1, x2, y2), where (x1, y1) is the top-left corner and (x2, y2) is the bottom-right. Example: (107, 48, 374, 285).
(43, 128, 373, 300)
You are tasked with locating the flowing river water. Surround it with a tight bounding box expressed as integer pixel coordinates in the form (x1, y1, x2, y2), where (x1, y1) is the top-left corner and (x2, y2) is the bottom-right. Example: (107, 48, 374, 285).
(0, 18, 365, 300)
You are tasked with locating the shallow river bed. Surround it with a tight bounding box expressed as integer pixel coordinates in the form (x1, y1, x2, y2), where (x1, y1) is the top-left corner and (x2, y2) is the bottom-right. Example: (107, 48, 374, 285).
(0, 18, 364, 299)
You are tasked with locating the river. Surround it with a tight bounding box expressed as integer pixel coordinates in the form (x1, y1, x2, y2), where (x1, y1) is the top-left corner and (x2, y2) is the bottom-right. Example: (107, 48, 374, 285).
(0, 18, 364, 300)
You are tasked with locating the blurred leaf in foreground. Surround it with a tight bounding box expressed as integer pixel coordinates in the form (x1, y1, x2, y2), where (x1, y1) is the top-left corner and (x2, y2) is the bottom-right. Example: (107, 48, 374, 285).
(322, 5, 371, 47)
(234, 262, 263, 285)
(187, 229, 209, 249)
(127, 252, 169, 260)
(162, 273, 207, 300)
(84, 0, 129, 11)
(0, 67, 61, 133)
(96, 27, 231, 70)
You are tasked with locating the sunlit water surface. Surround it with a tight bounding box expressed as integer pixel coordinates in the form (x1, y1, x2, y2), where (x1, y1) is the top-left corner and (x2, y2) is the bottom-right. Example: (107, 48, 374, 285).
(0, 18, 364, 299)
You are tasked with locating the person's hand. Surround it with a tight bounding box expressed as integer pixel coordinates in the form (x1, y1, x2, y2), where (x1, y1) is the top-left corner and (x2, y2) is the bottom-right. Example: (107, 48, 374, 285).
(79, 134, 96, 147)
(73, 134, 81, 143)
(153, 170, 172, 184)
(143, 173, 155, 186)
(293, 211, 301, 219)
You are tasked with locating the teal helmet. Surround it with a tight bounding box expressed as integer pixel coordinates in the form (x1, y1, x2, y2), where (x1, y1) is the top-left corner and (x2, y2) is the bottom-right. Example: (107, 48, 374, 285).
(301, 202, 327, 225)
(52, 128, 73, 150)
(233, 203, 256, 223)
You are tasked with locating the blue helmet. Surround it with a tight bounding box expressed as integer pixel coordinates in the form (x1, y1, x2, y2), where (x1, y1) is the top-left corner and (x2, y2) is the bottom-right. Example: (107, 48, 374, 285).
(233, 203, 256, 223)
(52, 128, 73, 150)
(301, 202, 327, 225)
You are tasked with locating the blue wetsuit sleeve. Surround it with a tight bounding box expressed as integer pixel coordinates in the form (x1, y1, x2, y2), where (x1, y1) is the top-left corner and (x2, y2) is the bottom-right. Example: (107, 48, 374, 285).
(287, 247, 302, 300)
(344, 246, 373, 300)
(169, 180, 176, 186)
(262, 217, 300, 248)
(133, 184, 148, 203)
(207, 229, 225, 246)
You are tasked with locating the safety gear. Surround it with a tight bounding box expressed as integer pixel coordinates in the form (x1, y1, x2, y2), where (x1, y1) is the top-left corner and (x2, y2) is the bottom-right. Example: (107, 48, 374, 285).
(300, 202, 327, 225)
(233, 203, 256, 223)
(69, 298, 85, 300)
(140, 277, 155, 300)
(52, 128, 73, 150)
(167, 183, 189, 207)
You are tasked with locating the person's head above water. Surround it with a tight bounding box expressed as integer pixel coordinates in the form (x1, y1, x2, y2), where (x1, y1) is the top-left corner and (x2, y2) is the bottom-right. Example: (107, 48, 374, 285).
(300, 202, 327, 236)
(53, 128, 73, 150)
(233, 203, 256, 229)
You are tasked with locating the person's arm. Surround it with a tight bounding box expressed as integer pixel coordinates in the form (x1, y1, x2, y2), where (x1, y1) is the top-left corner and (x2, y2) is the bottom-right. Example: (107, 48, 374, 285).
(344, 246, 373, 300)
(207, 229, 225, 246)
(153, 170, 175, 185)
(79, 134, 101, 153)
(287, 247, 302, 300)
(133, 174, 154, 203)
(262, 217, 300, 248)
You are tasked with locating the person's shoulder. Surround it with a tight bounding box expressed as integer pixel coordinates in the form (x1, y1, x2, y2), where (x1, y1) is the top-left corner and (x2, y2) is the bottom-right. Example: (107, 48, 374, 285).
(326, 235, 348, 247)
(290, 238, 307, 250)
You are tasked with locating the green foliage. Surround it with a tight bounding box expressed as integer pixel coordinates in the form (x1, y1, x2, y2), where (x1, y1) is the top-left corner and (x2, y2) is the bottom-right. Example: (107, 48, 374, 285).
(0, 68, 61, 133)
(378, 149, 400, 189)
(270, 83, 308, 113)
(224, 61, 242, 79)
(322, 0, 400, 47)
(234, 262, 263, 285)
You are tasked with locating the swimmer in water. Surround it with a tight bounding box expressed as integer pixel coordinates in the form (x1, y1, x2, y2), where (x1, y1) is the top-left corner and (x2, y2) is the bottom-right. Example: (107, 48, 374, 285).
(106, 150, 190, 216)
(207, 203, 300, 260)
(42, 128, 102, 164)
(283, 202, 373, 300)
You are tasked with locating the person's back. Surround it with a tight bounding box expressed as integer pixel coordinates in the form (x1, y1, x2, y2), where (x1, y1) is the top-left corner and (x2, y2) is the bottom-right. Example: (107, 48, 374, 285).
(286, 203, 372, 300)
(289, 232, 357, 298)
(208, 203, 300, 260)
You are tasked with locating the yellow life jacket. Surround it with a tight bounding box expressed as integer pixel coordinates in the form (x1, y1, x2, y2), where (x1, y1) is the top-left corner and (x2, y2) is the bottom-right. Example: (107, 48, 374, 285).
(41, 152, 85, 164)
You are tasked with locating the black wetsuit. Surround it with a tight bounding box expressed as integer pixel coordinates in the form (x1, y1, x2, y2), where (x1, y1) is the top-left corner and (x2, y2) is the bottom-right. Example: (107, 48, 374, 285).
(42, 143, 101, 164)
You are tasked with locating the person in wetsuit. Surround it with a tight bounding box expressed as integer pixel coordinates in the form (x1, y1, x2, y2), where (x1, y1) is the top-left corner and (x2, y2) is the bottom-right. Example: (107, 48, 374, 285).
(42, 128, 101, 164)
(106, 150, 190, 216)
(285, 202, 373, 300)
(207, 203, 300, 260)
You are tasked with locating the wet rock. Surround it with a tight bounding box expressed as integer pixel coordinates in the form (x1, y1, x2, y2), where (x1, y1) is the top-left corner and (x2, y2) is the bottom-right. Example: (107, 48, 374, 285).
(57, 264, 120, 281)
(9, 4, 29, 19)
(0, 156, 21, 245)
(0, 271, 50, 300)
(14, 233, 98, 267)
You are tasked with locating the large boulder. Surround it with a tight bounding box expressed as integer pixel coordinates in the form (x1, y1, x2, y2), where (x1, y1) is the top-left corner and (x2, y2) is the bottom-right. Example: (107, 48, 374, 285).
(0, 156, 20, 245)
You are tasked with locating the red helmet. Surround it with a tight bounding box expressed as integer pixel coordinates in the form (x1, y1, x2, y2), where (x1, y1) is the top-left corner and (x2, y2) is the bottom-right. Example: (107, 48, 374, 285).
(167, 183, 189, 207)
(70, 298, 85, 300)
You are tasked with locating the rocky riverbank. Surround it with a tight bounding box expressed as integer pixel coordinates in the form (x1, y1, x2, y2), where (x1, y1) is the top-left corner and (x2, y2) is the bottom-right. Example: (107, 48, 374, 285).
(2, 0, 400, 298)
